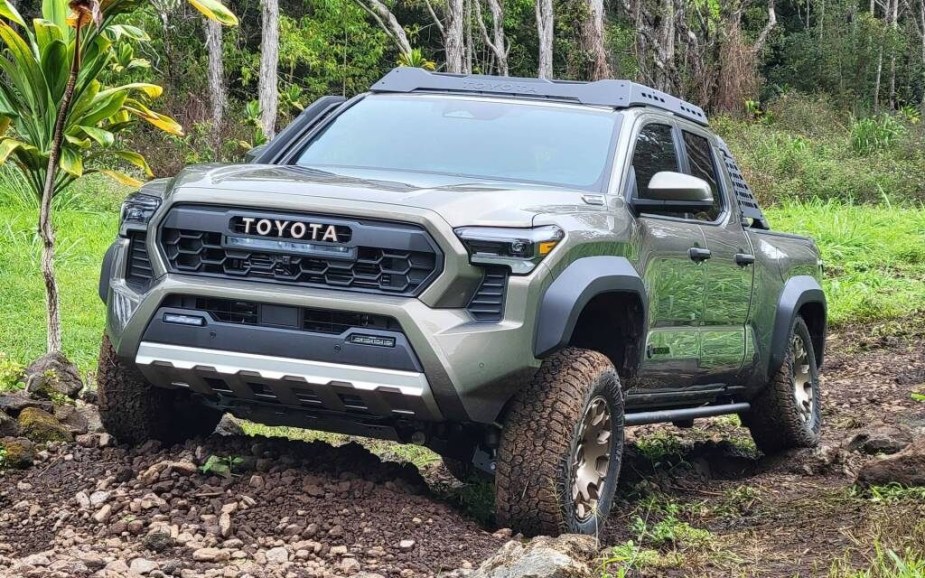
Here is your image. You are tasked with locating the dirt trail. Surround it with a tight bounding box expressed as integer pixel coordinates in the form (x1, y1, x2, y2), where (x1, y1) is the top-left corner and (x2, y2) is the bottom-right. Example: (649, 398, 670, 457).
(1, 326, 923, 577)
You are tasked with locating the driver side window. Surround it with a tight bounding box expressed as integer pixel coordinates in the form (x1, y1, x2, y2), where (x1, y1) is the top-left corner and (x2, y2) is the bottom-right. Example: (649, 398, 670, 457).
(631, 123, 679, 199)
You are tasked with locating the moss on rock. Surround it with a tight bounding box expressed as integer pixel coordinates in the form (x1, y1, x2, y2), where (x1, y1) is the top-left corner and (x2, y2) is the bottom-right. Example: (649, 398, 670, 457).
(0, 437, 35, 468)
(17, 406, 73, 443)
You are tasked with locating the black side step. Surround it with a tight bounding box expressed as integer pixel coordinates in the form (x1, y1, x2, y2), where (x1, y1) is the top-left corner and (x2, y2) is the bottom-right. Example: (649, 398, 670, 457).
(624, 402, 750, 426)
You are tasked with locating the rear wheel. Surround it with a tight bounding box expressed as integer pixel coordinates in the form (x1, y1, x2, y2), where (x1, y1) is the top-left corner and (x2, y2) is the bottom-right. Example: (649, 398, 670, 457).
(495, 348, 625, 536)
(97, 335, 222, 445)
(744, 316, 821, 454)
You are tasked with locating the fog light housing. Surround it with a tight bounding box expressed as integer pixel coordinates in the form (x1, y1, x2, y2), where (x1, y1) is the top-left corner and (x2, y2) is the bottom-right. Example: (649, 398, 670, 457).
(110, 283, 142, 331)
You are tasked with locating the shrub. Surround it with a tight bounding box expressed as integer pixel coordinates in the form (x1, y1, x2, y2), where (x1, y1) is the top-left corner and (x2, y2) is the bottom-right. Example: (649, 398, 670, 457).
(851, 115, 907, 155)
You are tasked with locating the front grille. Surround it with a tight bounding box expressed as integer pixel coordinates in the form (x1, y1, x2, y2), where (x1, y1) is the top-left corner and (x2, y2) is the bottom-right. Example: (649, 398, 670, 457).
(158, 206, 442, 296)
(163, 296, 401, 335)
(126, 232, 154, 290)
(467, 267, 508, 321)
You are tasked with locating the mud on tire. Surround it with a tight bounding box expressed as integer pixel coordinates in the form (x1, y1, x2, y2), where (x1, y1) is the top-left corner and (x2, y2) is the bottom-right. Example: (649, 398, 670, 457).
(744, 316, 821, 454)
(97, 335, 222, 446)
(495, 348, 624, 536)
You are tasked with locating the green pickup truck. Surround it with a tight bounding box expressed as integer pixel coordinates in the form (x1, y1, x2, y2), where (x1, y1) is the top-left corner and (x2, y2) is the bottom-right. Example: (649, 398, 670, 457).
(98, 68, 826, 536)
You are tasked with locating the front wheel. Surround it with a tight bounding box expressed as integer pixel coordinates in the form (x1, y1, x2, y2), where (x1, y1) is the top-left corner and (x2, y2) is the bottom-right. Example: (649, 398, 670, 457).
(97, 335, 222, 445)
(744, 316, 821, 454)
(495, 348, 625, 536)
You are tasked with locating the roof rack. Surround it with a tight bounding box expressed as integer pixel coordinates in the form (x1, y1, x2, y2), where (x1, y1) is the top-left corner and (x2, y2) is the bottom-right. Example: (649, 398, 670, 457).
(370, 67, 709, 126)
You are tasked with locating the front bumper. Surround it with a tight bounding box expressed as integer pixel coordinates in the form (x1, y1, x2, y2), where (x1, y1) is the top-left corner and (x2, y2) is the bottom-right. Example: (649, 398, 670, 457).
(104, 236, 546, 425)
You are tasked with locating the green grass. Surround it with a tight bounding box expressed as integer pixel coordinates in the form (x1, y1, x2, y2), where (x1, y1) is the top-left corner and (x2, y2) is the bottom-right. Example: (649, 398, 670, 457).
(766, 200, 925, 326)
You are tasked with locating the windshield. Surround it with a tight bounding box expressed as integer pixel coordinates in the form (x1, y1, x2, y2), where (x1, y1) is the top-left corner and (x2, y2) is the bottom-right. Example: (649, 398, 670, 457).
(295, 94, 620, 191)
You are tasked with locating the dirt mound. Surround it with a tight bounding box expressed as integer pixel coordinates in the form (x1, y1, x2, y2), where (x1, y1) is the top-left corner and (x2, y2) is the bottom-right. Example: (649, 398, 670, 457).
(0, 435, 503, 577)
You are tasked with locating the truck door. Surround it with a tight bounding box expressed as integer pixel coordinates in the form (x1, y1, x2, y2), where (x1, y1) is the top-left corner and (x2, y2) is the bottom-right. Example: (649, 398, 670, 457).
(677, 126, 755, 381)
(627, 120, 709, 393)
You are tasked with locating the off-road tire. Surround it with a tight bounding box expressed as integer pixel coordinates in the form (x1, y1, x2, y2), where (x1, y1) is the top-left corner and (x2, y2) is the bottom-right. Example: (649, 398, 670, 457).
(97, 335, 222, 445)
(495, 348, 625, 536)
(744, 316, 821, 454)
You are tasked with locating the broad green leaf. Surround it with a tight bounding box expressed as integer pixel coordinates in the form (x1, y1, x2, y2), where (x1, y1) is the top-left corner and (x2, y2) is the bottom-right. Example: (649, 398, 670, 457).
(0, 137, 23, 163)
(59, 145, 83, 177)
(0, 0, 26, 28)
(33, 18, 64, 50)
(73, 92, 125, 127)
(125, 102, 183, 136)
(0, 22, 47, 105)
(0, 116, 9, 137)
(65, 134, 91, 148)
(101, 169, 142, 187)
(78, 125, 114, 146)
(98, 82, 163, 99)
(41, 0, 67, 30)
(110, 150, 152, 176)
(41, 39, 68, 102)
(108, 24, 149, 41)
(187, 0, 238, 26)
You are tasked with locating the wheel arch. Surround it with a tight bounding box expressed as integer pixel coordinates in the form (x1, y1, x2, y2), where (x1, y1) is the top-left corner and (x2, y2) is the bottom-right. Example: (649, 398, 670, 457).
(768, 275, 827, 378)
(533, 256, 647, 379)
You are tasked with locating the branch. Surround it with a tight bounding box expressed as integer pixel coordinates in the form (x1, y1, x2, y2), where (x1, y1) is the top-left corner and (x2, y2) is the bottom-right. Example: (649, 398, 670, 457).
(752, 0, 777, 53)
(354, 0, 412, 56)
(424, 0, 445, 36)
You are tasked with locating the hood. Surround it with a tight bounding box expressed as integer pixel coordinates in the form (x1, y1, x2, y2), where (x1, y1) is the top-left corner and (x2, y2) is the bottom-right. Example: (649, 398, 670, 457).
(165, 164, 605, 228)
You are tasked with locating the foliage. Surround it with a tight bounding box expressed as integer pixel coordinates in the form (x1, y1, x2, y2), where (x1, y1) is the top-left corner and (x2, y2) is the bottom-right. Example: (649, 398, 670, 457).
(865, 484, 925, 504)
(199, 454, 244, 477)
(0, 351, 24, 391)
(828, 544, 925, 578)
(397, 48, 435, 70)
(851, 115, 907, 155)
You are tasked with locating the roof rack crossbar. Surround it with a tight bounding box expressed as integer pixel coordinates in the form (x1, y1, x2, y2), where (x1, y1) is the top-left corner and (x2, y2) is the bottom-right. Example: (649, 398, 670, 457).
(370, 68, 709, 126)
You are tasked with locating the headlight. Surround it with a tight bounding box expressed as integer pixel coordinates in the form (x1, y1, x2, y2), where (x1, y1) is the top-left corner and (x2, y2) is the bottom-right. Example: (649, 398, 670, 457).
(119, 193, 161, 237)
(454, 225, 564, 274)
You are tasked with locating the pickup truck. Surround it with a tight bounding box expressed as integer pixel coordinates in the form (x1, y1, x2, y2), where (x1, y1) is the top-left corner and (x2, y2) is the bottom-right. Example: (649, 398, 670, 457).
(98, 68, 827, 536)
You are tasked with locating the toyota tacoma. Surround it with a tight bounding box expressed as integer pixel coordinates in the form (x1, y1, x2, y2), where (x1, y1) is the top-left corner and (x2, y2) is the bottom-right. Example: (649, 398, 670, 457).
(98, 68, 827, 536)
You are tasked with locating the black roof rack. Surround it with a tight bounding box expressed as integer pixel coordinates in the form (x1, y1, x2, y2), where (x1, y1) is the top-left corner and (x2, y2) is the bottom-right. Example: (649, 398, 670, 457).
(370, 67, 709, 126)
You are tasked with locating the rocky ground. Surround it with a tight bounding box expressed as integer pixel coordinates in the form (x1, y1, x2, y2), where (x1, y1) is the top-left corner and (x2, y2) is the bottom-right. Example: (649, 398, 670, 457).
(1, 324, 923, 578)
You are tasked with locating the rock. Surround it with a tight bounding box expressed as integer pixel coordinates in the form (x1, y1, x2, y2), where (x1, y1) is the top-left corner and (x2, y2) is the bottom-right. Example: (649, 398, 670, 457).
(0, 410, 18, 437)
(219, 513, 232, 538)
(89, 490, 111, 507)
(340, 558, 361, 572)
(144, 531, 174, 552)
(24, 352, 83, 399)
(398, 540, 416, 550)
(465, 535, 597, 578)
(214, 414, 245, 437)
(193, 548, 230, 562)
(130, 558, 159, 575)
(17, 407, 73, 443)
(75, 433, 97, 448)
(265, 546, 289, 564)
(54, 404, 89, 435)
(857, 438, 925, 487)
(0, 392, 52, 416)
(93, 504, 113, 523)
(845, 425, 913, 455)
(0, 437, 35, 468)
(77, 402, 105, 433)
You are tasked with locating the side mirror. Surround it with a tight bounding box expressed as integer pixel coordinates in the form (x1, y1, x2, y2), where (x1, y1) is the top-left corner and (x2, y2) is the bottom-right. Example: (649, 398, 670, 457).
(632, 171, 714, 214)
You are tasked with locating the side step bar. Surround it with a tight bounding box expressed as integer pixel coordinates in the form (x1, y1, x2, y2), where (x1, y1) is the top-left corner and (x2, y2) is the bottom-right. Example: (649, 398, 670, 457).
(624, 402, 751, 427)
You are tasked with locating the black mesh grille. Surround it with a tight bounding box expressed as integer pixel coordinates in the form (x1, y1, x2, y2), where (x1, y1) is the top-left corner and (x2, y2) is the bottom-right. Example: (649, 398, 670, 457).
(717, 141, 770, 229)
(159, 211, 441, 296)
(467, 267, 508, 321)
(163, 296, 401, 335)
(126, 233, 154, 290)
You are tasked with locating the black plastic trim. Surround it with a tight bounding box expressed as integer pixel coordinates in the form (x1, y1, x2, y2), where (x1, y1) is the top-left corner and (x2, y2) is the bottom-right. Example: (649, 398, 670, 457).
(143, 306, 423, 373)
(252, 95, 347, 164)
(99, 241, 118, 303)
(768, 275, 827, 377)
(533, 256, 647, 358)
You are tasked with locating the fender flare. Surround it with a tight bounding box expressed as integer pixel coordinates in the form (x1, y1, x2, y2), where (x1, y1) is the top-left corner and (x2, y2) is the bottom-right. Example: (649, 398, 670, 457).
(533, 256, 647, 358)
(768, 275, 827, 377)
(98, 241, 118, 303)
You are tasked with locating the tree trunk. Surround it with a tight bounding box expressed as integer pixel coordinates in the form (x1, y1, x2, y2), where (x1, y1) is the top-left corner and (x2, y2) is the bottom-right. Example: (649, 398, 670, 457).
(583, 0, 611, 80)
(258, 0, 280, 139)
(40, 24, 83, 354)
(654, 0, 676, 92)
(445, 0, 465, 73)
(888, 0, 898, 109)
(204, 18, 226, 152)
(536, 0, 554, 78)
(874, 48, 883, 113)
(475, 0, 509, 75)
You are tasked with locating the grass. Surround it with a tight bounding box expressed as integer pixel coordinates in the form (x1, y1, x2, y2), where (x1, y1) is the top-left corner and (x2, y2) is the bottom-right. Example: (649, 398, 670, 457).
(766, 200, 925, 326)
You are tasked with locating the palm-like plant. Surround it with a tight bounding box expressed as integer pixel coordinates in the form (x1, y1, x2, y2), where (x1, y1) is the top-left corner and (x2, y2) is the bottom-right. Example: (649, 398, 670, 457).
(0, 0, 236, 354)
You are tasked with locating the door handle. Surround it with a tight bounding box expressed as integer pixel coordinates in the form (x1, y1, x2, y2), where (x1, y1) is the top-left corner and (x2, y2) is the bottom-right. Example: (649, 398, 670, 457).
(735, 253, 756, 267)
(689, 247, 712, 262)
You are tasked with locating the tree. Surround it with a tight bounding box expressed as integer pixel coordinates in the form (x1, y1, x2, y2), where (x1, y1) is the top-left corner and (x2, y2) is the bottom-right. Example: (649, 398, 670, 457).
(536, 0, 553, 78)
(474, 0, 509, 75)
(355, 0, 413, 62)
(582, 0, 610, 79)
(258, 0, 280, 139)
(0, 0, 236, 355)
(203, 17, 226, 150)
